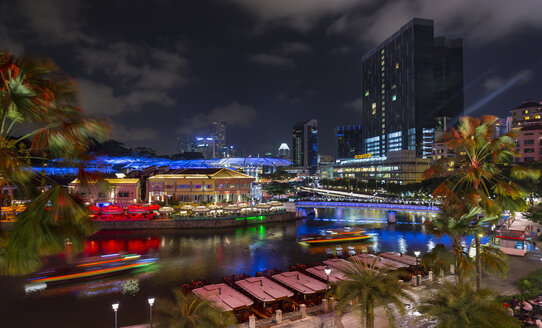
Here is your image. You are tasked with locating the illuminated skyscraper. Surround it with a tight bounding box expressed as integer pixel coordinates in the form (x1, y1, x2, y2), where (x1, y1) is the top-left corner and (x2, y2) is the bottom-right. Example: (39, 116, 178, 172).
(210, 121, 226, 157)
(361, 18, 463, 159)
(292, 119, 318, 174)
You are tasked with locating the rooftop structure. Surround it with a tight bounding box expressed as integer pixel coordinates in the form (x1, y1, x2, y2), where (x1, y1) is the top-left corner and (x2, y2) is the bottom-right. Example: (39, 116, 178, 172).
(235, 276, 293, 303)
(305, 265, 346, 283)
(510, 99, 542, 129)
(192, 283, 253, 312)
(271, 271, 326, 295)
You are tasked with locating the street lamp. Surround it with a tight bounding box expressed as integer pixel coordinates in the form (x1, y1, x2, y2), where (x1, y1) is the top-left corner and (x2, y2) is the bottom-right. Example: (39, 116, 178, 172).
(324, 266, 332, 290)
(148, 297, 155, 328)
(414, 251, 421, 286)
(112, 302, 119, 328)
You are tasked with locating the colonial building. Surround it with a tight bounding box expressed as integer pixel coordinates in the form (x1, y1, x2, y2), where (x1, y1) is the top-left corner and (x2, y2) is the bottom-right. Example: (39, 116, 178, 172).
(68, 178, 141, 205)
(147, 168, 254, 204)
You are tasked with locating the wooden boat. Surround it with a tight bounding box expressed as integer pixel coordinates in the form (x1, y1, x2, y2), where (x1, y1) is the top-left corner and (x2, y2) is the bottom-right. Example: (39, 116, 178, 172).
(299, 227, 372, 245)
(193, 283, 254, 322)
(235, 276, 294, 317)
(271, 271, 327, 307)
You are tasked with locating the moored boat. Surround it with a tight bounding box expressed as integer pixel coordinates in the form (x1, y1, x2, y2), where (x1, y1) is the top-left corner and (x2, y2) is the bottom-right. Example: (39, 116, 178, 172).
(299, 227, 372, 245)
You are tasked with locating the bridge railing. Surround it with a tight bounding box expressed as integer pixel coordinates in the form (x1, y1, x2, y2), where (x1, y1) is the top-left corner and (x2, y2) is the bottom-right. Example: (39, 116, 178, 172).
(295, 201, 439, 212)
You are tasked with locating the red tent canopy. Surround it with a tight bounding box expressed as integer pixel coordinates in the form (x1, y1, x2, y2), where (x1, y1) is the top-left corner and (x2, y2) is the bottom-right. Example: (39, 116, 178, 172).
(101, 205, 124, 214)
(88, 205, 101, 213)
(147, 204, 160, 210)
(127, 205, 149, 213)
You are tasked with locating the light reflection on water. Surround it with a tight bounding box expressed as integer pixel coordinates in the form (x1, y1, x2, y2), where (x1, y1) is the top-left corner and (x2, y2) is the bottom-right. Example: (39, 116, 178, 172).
(1, 207, 453, 328)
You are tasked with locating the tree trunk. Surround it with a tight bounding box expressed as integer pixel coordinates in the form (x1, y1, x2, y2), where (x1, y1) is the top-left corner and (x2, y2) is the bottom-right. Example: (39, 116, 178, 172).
(366, 305, 374, 328)
(475, 234, 481, 290)
(453, 236, 462, 281)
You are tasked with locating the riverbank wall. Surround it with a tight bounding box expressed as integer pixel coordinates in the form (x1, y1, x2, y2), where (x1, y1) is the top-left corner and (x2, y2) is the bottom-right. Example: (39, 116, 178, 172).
(0, 212, 297, 232)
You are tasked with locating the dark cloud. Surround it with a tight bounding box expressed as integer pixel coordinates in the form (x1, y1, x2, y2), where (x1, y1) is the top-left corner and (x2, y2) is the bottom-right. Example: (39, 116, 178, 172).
(327, 0, 542, 44)
(250, 53, 295, 68)
(482, 70, 533, 92)
(176, 102, 258, 135)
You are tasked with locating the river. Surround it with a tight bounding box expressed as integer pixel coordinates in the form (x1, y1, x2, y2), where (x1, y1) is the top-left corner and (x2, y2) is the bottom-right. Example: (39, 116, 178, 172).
(0, 207, 449, 328)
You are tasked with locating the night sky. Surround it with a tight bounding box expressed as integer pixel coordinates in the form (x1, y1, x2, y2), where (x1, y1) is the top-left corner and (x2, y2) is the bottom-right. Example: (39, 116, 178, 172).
(1, 0, 541, 156)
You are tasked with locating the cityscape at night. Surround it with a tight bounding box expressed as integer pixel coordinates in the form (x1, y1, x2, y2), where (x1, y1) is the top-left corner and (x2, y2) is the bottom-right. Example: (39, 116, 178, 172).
(1, 1, 542, 327)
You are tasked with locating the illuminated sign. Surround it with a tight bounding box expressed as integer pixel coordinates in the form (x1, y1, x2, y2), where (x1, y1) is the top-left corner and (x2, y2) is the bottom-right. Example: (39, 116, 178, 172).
(354, 153, 372, 159)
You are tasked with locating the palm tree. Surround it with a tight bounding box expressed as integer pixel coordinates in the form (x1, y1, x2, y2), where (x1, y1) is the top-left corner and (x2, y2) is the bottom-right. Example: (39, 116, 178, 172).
(420, 243, 455, 277)
(334, 258, 413, 328)
(155, 289, 237, 328)
(418, 282, 520, 328)
(0, 50, 109, 274)
(425, 115, 539, 289)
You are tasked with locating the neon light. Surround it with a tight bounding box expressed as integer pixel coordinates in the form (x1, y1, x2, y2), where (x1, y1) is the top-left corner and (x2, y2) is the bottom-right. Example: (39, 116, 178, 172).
(305, 235, 372, 244)
(236, 216, 265, 221)
(76, 255, 140, 267)
(31, 262, 152, 283)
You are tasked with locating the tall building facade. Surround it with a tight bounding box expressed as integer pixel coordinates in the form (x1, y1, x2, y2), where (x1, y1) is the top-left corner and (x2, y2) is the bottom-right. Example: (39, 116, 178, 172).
(210, 121, 226, 157)
(191, 137, 216, 159)
(177, 135, 191, 153)
(292, 119, 318, 174)
(360, 18, 463, 159)
(336, 125, 363, 159)
(278, 143, 291, 159)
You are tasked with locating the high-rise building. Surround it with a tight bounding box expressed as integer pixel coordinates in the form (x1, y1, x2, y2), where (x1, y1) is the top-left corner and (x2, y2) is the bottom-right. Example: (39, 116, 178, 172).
(510, 99, 542, 129)
(191, 136, 215, 159)
(360, 18, 463, 159)
(292, 119, 318, 174)
(177, 135, 191, 153)
(336, 125, 363, 159)
(278, 143, 290, 159)
(210, 121, 226, 157)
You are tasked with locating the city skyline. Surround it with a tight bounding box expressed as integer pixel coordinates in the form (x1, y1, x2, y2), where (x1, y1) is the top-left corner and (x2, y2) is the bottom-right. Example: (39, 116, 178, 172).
(1, 0, 541, 156)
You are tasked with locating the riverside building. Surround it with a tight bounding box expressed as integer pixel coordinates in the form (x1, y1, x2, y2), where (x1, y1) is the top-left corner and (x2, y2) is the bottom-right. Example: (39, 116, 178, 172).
(147, 168, 254, 204)
(292, 119, 318, 175)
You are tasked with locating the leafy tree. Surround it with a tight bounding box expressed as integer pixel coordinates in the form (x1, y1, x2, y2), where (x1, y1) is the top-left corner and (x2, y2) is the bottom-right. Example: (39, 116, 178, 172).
(265, 182, 292, 196)
(155, 289, 237, 328)
(334, 258, 413, 328)
(418, 282, 520, 328)
(0, 50, 109, 274)
(524, 205, 542, 224)
(425, 115, 539, 289)
(91, 139, 132, 156)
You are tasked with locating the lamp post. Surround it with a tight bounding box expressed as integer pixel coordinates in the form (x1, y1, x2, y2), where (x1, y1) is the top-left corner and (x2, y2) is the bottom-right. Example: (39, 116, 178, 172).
(414, 251, 421, 286)
(324, 266, 331, 290)
(148, 297, 155, 328)
(112, 302, 119, 328)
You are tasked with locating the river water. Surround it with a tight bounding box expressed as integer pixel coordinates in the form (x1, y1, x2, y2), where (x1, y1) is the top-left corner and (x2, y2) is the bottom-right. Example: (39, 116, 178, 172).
(0, 207, 449, 328)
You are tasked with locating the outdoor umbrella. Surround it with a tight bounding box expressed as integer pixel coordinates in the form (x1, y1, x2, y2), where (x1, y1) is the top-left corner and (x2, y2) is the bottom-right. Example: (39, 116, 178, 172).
(255, 203, 271, 209)
(147, 204, 161, 211)
(127, 205, 149, 213)
(268, 201, 282, 206)
(101, 205, 124, 215)
(88, 205, 101, 214)
(238, 203, 250, 208)
(224, 205, 240, 211)
(180, 205, 194, 210)
(158, 207, 175, 213)
(208, 204, 222, 210)
(192, 206, 210, 213)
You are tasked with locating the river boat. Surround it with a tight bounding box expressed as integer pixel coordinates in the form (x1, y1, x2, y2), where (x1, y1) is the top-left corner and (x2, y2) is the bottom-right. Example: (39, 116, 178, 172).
(235, 276, 294, 317)
(25, 253, 156, 289)
(299, 227, 372, 246)
(271, 271, 326, 307)
(193, 283, 254, 322)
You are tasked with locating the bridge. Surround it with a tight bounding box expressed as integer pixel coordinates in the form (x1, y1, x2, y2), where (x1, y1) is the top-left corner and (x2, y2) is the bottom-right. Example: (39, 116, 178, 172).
(295, 201, 439, 213)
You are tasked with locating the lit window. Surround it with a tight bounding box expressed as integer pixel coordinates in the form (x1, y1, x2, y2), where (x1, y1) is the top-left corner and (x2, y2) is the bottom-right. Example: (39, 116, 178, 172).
(381, 49, 385, 54)
(381, 61, 385, 66)
(395, 63, 399, 69)
(524, 110, 529, 114)
(372, 109, 376, 115)
(526, 116, 530, 120)
(391, 84, 396, 89)
(382, 124, 385, 128)
(381, 66, 385, 71)
(365, 90, 369, 97)
(535, 115, 541, 119)
(372, 103, 376, 109)
(392, 95, 397, 101)
(382, 90, 385, 94)
(382, 101, 385, 105)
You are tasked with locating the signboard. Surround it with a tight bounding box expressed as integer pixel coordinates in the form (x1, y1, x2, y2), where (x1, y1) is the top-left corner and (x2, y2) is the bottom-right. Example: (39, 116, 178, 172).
(354, 153, 372, 159)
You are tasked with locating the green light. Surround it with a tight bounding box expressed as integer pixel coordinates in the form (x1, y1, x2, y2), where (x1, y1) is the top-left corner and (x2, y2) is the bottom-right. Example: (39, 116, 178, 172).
(365, 90, 369, 97)
(235, 215, 265, 221)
